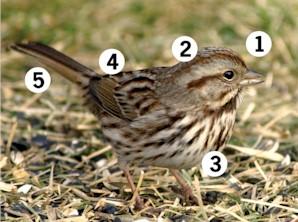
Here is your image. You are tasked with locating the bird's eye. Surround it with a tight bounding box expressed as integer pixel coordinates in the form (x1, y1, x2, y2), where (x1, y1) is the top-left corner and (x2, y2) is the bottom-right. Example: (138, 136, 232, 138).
(223, 70, 235, 80)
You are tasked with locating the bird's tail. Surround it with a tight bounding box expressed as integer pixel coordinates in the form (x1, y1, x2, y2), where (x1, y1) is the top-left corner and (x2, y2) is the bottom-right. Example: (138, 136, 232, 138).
(11, 42, 98, 86)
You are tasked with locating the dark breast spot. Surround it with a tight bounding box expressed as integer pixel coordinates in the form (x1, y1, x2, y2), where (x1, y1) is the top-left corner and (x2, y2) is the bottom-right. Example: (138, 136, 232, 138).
(167, 148, 184, 159)
(143, 141, 156, 148)
(193, 148, 200, 157)
(186, 127, 204, 146)
(104, 122, 120, 128)
(214, 126, 225, 150)
(185, 150, 192, 156)
(145, 153, 165, 161)
(146, 122, 172, 137)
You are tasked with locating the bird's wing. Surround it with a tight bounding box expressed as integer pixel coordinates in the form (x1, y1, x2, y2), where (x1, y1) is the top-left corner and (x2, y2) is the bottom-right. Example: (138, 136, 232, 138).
(88, 68, 169, 121)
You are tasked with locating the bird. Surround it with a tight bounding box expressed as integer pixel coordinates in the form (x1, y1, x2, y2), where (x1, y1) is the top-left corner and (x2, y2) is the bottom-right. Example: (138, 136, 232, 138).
(11, 42, 263, 209)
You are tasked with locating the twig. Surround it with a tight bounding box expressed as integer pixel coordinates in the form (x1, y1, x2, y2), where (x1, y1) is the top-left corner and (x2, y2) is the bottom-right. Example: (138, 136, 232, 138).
(6, 121, 18, 159)
(49, 161, 55, 191)
(214, 206, 249, 222)
(241, 198, 298, 214)
(131, 170, 144, 204)
(227, 144, 284, 161)
(254, 160, 268, 181)
(193, 175, 208, 221)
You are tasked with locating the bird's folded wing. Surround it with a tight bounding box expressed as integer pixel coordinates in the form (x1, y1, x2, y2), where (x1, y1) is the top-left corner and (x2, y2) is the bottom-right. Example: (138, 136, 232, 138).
(88, 71, 164, 121)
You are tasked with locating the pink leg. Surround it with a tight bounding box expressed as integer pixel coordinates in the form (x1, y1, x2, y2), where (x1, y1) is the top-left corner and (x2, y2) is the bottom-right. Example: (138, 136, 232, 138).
(123, 167, 144, 209)
(170, 169, 199, 205)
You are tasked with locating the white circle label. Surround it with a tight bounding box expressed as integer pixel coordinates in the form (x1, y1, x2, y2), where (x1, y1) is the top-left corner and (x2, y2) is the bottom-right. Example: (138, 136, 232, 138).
(201, 151, 228, 177)
(25, 67, 51, 93)
(246, 31, 272, 57)
(99, 49, 125, 75)
(171, 36, 198, 62)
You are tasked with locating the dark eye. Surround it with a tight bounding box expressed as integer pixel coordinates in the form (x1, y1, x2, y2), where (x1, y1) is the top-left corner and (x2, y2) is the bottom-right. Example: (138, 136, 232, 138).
(223, 70, 235, 80)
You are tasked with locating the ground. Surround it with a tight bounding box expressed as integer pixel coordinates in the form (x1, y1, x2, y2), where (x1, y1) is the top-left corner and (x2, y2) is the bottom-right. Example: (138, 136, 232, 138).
(1, 0, 298, 221)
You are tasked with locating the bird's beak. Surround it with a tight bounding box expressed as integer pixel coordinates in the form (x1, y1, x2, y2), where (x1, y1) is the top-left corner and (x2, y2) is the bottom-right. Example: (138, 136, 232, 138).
(240, 70, 264, 86)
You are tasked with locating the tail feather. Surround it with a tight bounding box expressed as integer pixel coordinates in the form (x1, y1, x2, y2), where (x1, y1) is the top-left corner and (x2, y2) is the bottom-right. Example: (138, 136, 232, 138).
(11, 42, 98, 85)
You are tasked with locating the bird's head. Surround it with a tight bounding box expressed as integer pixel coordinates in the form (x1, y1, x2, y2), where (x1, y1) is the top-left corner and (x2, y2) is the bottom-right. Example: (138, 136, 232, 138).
(159, 47, 264, 110)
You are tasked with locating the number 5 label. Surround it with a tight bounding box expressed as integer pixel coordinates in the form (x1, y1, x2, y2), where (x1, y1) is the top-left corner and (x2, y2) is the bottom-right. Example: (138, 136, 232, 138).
(201, 151, 228, 177)
(25, 67, 51, 93)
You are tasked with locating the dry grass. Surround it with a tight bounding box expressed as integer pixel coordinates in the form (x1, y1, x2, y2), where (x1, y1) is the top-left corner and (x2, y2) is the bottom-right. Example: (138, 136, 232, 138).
(1, 0, 298, 221)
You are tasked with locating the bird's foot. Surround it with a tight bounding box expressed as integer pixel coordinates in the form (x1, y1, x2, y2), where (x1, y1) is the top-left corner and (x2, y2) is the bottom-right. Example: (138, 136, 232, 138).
(133, 194, 144, 210)
(180, 183, 199, 205)
(170, 169, 199, 205)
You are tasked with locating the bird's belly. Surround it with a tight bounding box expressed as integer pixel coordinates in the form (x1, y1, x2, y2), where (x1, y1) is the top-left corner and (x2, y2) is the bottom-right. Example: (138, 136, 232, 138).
(107, 127, 231, 169)
(141, 143, 205, 169)
(102, 129, 201, 169)
(102, 110, 235, 169)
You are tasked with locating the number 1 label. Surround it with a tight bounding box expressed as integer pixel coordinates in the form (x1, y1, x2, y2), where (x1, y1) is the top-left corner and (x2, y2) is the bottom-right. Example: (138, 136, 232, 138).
(255, 36, 264, 52)
(246, 31, 272, 57)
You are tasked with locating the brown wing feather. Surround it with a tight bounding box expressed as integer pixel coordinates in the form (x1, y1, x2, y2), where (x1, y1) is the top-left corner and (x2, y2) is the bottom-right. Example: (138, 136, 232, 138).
(88, 77, 126, 120)
(88, 70, 164, 121)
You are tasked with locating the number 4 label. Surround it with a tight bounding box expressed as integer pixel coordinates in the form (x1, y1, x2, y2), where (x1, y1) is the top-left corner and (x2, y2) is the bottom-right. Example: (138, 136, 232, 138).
(99, 49, 125, 75)
(25, 67, 51, 93)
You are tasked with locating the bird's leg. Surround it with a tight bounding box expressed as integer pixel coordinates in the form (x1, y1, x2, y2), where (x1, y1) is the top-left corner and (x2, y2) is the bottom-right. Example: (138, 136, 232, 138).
(123, 166, 144, 209)
(170, 169, 199, 205)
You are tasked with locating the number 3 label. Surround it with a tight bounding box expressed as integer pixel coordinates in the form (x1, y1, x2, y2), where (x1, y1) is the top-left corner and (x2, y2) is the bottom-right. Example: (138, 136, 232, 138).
(246, 31, 272, 57)
(172, 36, 198, 62)
(201, 151, 228, 177)
(99, 48, 125, 75)
(25, 67, 51, 93)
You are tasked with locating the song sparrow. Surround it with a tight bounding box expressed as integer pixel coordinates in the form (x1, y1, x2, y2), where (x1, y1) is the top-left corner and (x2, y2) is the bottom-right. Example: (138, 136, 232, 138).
(11, 42, 263, 208)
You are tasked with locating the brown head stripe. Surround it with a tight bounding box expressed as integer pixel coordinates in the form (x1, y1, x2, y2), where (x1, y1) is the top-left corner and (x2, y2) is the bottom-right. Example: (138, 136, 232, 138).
(187, 75, 218, 89)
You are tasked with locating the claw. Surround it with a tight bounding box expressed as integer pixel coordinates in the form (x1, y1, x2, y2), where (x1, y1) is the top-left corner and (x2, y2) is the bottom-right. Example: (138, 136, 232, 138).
(170, 169, 199, 205)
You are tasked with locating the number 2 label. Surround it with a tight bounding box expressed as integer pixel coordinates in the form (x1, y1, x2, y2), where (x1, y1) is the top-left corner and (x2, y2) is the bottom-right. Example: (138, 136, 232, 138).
(172, 36, 198, 62)
(180, 40, 191, 57)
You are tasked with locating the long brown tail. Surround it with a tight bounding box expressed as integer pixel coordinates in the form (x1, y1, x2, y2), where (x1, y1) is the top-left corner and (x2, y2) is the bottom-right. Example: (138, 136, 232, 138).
(11, 42, 99, 85)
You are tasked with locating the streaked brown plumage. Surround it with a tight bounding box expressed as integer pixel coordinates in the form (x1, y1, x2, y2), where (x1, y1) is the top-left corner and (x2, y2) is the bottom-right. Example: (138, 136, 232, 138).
(11, 42, 263, 208)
